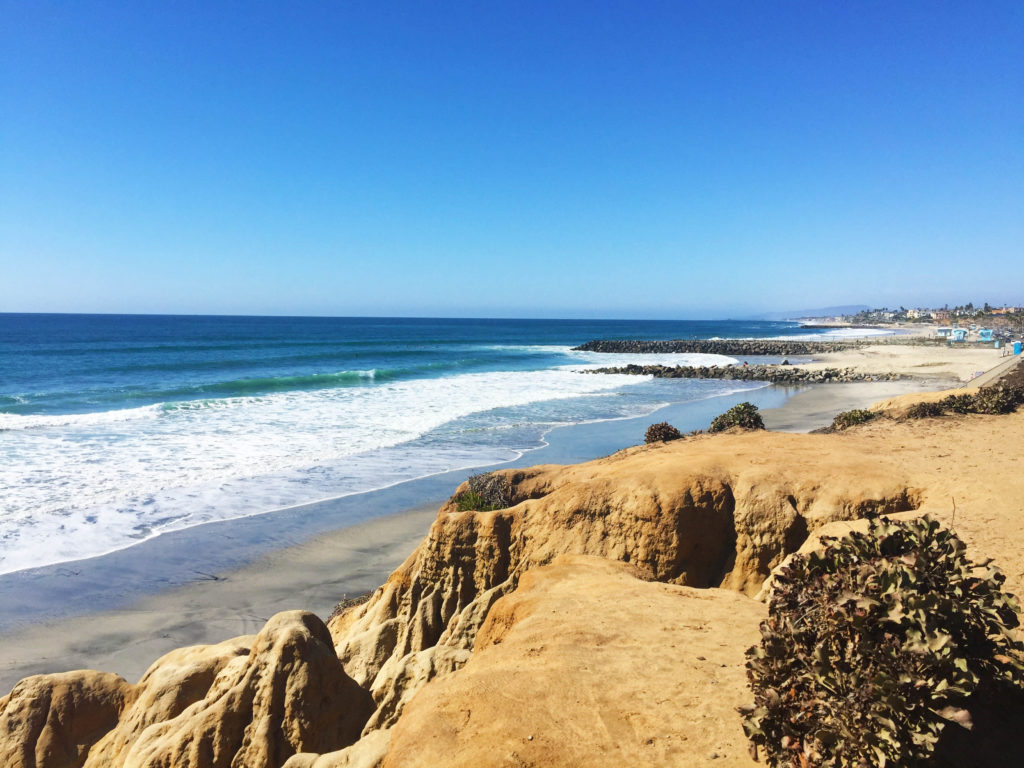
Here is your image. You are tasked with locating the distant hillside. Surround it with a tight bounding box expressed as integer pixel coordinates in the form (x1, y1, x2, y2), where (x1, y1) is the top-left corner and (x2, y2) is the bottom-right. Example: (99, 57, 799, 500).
(751, 305, 870, 321)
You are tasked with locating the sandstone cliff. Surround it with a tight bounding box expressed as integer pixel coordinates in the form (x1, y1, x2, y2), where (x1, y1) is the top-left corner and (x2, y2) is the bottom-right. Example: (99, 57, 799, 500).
(2, 408, 1023, 767)
(0, 612, 373, 768)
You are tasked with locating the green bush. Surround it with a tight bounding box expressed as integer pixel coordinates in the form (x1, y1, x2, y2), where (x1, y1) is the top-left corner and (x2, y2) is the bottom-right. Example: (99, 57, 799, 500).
(452, 471, 513, 511)
(905, 385, 1024, 420)
(830, 409, 877, 431)
(644, 421, 683, 444)
(709, 402, 765, 433)
(937, 394, 975, 414)
(971, 385, 1024, 415)
(741, 516, 1024, 767)
(906, 401, 945, 419)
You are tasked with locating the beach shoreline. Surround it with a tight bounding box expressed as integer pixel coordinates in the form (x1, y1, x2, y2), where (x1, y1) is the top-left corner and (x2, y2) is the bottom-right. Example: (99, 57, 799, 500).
(0, 371, 947, 692)
(1, 333, 1014, 692)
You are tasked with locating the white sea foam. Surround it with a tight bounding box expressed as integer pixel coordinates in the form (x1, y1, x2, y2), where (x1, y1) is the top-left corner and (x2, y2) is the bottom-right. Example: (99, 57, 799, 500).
(0, 403, 163, 431)
(768, 327, 897, 341)
(0, 368, 655, 574)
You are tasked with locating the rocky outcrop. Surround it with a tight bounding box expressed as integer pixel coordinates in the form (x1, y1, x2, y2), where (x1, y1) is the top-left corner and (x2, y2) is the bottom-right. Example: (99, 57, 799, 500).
(325, 431, 922, 741)
(0, 671, 133, 768)
(120, 611, 373, 768)
(1, 612, 373, 768)
(380, 555, 765, 768)
(83, 636, 254, 768)
(573, 338, 857, 355)
(585, 362, 908, 383)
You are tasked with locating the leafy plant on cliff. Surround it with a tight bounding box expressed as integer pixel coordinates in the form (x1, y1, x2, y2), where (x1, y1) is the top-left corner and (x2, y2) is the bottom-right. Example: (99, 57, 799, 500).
(453, 471, 513, 511)
(644, 421, 683, 444)
(741, 516, 1024, 767)
(830, 409, 877, 431)
(938, 393, 975, 414)
(709, 402, 765, 433)
(905, 401, 945, 419)
(968, 384, 1024, 415)
(905, 385, 1024, 420)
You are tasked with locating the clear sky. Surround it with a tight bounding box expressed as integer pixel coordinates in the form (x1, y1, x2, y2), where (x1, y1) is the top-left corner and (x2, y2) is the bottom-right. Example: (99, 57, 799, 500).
(2, 1, 1021, 318)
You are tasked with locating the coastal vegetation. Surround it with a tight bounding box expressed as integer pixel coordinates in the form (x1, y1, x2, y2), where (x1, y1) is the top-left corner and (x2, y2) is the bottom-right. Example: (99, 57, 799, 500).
(742, 516, 1024, 767)
(709, 402, 765, 432)
(644, 421, 683, 444)
(452, 471, 514, 511)
(906, 384, 1024, 420)
(829, 409, 877, 431)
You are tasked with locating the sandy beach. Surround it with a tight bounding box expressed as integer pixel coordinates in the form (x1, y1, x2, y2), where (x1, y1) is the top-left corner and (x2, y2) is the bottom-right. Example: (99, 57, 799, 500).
(804, 338, 1007, 382)
(0, 505, 439, 692)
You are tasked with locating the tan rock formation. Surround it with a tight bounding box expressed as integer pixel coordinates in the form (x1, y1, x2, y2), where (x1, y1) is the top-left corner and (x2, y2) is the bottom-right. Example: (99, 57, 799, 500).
(380, 555, 765, 768)
(120, 611, 373, 768)
(0, 670, 133, 768)
(327, 430, 923, 733)
(1, 612, 372, 768)
(83, 636, 254, 768)
(281, 728, 391, 768)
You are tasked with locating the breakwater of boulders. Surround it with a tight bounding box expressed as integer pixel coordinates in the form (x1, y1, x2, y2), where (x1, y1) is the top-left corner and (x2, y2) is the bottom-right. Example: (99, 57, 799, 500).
(572, 339, 859, 355)
(583, 364, 908, 384)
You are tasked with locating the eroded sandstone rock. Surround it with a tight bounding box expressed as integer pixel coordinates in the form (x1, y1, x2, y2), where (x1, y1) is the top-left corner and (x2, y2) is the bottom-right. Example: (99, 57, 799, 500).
(327, 433, 921, 733)
(0, 670, 133, 768)
(83, 636, 253, 768)
(120, 611, 373, 768)
(380, 555, 765, 767)
(0, 612, 373, 768)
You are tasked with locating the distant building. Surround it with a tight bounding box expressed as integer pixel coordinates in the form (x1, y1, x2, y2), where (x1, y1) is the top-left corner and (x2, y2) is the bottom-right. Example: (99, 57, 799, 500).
(907, 309, 932, 320)
(992, 307, 1019, 315)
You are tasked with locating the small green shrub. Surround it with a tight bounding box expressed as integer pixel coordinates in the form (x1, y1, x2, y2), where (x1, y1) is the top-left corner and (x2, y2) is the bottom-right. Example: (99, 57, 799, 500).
(709, 402, 765, 433)
(971, 385, 1024, 415)
(906, 401, 945, 419)
(938, 394, 976, 414)
(905, 385, 1024, 420)
(327, 592, 372, 622)
(830, 409, 877, 431)
(741, 516, 1024, 767)
(452, 471, 513, 511)
(645, 421, 683, 444)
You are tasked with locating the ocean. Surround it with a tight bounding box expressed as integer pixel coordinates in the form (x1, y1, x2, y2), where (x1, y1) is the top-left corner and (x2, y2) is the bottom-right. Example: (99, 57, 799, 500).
(0, 314, 889, 576)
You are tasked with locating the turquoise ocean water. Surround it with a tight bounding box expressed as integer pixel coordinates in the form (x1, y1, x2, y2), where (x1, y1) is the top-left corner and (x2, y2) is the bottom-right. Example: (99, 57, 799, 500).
(0, 314, 886, 575)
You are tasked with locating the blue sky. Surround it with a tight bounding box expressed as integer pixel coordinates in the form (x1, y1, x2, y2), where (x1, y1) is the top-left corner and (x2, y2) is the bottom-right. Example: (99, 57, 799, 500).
(2, 1, 1021, 318)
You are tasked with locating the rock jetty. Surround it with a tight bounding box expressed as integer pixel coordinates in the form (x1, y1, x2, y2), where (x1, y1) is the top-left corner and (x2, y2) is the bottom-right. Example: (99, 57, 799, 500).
(572, 338, 858, 355)
(585, 363, 908, 383)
